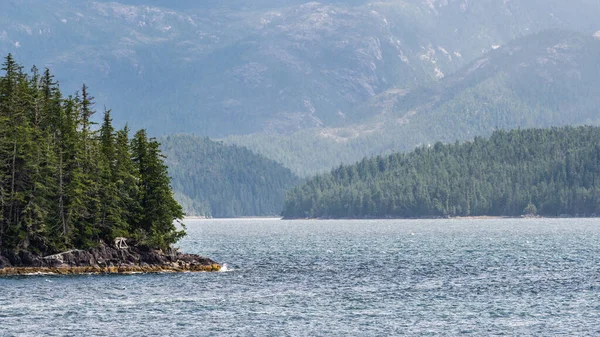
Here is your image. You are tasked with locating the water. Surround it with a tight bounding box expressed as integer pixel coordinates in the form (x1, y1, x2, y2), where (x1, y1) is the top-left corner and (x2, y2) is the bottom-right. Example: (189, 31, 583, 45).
(2, 218, 600, 336)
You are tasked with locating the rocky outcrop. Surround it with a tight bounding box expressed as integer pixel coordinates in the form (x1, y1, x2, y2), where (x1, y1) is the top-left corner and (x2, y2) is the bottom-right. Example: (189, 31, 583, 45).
(0, 243, 221, 276)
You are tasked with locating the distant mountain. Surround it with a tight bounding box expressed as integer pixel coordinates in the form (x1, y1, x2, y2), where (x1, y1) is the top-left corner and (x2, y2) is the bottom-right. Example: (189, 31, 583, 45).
(160, 135, 300, 217)
(2, 1, 600, 136)
(229, 30, 600, 176)
(283, 126, 600, 219)
(385, 30, 600, 137)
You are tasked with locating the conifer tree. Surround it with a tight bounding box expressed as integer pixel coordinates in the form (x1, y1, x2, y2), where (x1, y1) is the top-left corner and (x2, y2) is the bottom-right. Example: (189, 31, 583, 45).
(97, 109, 128, 241)
(71, 86, 101, 248)
(20, 65, 57, 253)
(113, 125, 141, 237)
(0, 54, 29, 251)
(131, 130, 184, 250)
(59, 96, 85, 248)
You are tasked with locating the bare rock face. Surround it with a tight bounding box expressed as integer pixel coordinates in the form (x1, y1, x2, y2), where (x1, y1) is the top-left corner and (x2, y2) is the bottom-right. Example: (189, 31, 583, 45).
(0, 243, 221, 275)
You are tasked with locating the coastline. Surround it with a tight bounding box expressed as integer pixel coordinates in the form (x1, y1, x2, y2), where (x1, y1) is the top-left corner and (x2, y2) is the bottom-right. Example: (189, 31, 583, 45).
(279, 215, 578, 220)
(0, 264, 221, 276)
(184, 216, 282, 220)
(0, 243, 221, 276)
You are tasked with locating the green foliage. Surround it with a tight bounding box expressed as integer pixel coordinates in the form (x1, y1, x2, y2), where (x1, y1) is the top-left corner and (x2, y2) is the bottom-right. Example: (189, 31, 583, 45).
(132, 130, 184, 250)
(283, 126, 600, 219)
(0, 55, 185, 255)
(161, 135, 300, 218)
(524, 203, 538, 216)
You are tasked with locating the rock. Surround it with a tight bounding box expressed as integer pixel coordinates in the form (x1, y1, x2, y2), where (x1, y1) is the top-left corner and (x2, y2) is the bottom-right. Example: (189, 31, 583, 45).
(0, 245, 220, 276)
(0, 255, 11, 269)
(18, 251, 35, 266)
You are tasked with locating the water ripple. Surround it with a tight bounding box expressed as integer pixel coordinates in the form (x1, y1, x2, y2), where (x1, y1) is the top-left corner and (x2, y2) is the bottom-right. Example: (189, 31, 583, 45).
(1, 218, 599, 336)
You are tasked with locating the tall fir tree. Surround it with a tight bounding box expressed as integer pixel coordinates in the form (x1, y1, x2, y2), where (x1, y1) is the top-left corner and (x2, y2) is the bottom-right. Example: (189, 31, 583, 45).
(113, 125, 141, 237)
(0, 54, 28, 250)
(98, 109, 129, 241)
(131, 129, 184, 250)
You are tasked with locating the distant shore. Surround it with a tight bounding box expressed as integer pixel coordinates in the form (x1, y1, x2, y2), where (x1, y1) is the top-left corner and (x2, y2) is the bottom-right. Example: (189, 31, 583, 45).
(280, 215, 591, 220)
(184, 216, 282, 220)
(187, 215, 595, 221)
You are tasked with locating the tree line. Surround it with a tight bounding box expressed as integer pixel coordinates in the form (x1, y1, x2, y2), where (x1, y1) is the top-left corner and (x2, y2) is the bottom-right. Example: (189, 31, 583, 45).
(283, 126, 600, 218)
(0, 55, 184, 256)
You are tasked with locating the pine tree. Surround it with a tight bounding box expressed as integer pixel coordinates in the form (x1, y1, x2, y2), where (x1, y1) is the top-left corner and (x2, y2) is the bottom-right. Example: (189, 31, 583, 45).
(19, 65, 58, 254)
(71, 86, 101, 248)
(131, 130, 184, 250)
(113, 125, 141, 237)
(58, 96, 83, 248)
(0, 54, 29, 251)
(97, 109, 128, 241)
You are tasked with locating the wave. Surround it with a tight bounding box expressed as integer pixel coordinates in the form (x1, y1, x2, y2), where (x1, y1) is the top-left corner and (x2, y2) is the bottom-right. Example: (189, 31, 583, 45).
(218, 264, 234, 272)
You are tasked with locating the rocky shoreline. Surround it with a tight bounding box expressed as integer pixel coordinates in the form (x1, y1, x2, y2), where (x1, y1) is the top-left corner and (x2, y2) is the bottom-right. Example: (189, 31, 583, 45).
(0, 243, 221, 276)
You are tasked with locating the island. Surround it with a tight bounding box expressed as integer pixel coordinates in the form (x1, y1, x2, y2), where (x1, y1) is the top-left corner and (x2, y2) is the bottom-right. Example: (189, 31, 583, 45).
(283, 126, 600, 219)
(0, 55, 219, 275)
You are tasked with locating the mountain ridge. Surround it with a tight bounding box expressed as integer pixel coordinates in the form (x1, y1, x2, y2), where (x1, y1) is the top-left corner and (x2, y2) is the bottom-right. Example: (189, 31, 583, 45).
(2, 1, 600, 136)
(228, 29, 600, 176)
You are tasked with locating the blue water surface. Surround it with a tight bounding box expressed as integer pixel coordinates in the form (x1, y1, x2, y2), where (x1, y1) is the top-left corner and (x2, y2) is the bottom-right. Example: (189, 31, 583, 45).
(1, 218, 600, 336)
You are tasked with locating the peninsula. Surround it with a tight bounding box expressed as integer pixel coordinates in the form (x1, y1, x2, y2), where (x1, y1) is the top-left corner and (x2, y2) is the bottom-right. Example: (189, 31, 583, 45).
(0, 55, 219, 275)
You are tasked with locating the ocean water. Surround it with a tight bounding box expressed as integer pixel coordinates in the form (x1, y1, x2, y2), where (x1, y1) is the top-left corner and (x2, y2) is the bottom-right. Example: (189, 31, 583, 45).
(1, 218, 600, 336)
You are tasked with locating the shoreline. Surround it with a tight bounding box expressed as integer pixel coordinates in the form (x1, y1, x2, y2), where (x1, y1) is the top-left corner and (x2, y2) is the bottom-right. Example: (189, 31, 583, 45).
(184, 216, 282, 220)
(188, 215, 598, 221)
(0, 244, 221, 277)
(281, 215, 596, 220)
(0, 264, 221, 276)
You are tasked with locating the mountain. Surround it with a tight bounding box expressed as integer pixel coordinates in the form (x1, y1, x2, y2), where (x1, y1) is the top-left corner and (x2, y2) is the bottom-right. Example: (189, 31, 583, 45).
(2, 1, 600, 137)
(160, 135, 300, 217)
(282, 126, 600, 219)
(228, 30, 600, 177)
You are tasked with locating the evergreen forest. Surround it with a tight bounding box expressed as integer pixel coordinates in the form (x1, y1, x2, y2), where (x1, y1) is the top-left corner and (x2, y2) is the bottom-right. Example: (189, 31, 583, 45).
(161, 135, 300, 218)
(283, 126, 600, 219)
(0, 55, 184, 256)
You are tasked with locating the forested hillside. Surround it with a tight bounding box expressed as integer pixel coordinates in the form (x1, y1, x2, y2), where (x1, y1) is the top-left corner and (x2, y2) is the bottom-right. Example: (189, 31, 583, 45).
(283, 126, 600, 219)
(161, 135, 300, 218)
(0, 55, 183, 255)
(230, 30, 600, 177)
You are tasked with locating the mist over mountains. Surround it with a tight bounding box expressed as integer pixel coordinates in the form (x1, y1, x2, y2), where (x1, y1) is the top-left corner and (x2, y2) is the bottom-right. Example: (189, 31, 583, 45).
(2, 0, 600, 137)
(160, 134, 300, 217)
(229, 30, 600, 176)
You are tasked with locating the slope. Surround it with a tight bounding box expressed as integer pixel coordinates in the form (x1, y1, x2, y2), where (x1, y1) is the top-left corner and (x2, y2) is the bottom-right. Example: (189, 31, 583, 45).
(160, 135, 300, 218)
(2, 1, 600, 136)
(229, 30, 600, 176)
